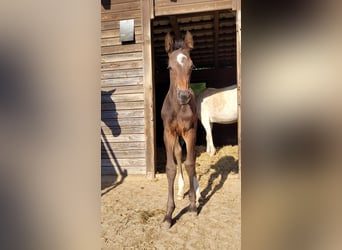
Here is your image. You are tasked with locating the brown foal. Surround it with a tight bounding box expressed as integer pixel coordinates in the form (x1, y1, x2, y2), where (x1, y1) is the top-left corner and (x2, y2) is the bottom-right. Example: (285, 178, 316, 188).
(161, 31, 199, 228)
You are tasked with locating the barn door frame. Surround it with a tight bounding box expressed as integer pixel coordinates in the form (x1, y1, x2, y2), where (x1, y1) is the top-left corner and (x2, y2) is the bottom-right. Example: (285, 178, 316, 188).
(234, 0, 242, 178)
(142, 0, 156, 179)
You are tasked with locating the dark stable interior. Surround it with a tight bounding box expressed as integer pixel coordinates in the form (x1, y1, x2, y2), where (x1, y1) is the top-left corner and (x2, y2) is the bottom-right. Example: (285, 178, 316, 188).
(152, 10, 238, 168)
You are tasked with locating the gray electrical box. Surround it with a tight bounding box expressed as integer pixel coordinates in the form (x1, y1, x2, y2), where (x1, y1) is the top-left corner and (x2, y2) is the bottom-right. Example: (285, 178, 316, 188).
(120, 19, 134, 42)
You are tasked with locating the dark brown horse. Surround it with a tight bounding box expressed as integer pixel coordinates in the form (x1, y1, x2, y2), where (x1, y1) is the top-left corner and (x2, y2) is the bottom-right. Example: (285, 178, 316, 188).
(161, 31, 200, 228)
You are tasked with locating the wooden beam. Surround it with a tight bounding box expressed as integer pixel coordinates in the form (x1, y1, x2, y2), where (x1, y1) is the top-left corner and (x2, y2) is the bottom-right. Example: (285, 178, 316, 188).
(153, 18, 235, 34)
(214, 11, 219, 68)
(142, 0, 156, 179)
(169, 15, 181, 40)
(235, 0, 242, 179)
(153, 26, 236, 41)
(154, 10, 234, 20)
(155, 0, 234, 16)
(149, 0, 154, 19)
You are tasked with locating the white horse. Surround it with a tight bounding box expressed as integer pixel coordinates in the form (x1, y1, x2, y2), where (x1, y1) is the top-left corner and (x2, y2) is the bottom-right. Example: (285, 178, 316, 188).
(197, 85, 238, 156)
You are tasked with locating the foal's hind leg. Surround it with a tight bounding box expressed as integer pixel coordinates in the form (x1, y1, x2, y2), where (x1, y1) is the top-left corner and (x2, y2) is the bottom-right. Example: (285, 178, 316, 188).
(200, 109, 216, 156)
(203, 120, 216, 156)
(174, 138, 185, 200)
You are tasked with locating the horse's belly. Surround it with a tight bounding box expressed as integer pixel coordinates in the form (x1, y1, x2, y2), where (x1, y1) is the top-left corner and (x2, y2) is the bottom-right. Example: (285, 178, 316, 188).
(207, 98, 237, 124)
(210, 111, 237, 124)
(199, 86, 238, 124)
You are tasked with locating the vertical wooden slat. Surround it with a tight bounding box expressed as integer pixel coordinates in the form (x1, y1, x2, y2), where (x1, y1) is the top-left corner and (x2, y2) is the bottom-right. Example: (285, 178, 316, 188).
(235, 0, 242, 179)
(214, 11, 219, 68)
(169, 16, 181, 40)
(149, 0, 154, 19)
(232, 0, 237, 10)
(142, 0, 156, 179)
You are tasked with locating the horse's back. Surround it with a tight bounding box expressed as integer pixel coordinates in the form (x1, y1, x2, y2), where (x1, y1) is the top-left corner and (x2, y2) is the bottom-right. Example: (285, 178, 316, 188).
(197, 85, 237, 124)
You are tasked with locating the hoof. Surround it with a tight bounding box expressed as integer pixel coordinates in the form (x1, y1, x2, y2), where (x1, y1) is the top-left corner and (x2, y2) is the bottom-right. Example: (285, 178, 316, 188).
(188, 206, 197, 216)
(209, 151, 216, 156)
(208, 147, 216, 156)
(196, 196, 203, 206)
(189, 211, 198, 217)
(162, 217, 172, 229)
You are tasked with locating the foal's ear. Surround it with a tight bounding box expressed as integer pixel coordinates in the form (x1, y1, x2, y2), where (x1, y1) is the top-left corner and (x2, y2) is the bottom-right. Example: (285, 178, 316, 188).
(184, 31, 194, 50)
(165, 33, 174, 53)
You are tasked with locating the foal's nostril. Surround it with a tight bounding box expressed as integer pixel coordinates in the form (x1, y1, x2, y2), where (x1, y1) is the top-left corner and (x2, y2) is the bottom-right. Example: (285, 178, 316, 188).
(184, 91, 189, 97)
(179, 90, 189, 98)
(177, 90, 191, 104)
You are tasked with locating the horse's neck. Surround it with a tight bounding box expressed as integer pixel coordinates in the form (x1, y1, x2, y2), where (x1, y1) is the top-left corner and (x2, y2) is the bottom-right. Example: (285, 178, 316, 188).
(166, 81, 177, 100)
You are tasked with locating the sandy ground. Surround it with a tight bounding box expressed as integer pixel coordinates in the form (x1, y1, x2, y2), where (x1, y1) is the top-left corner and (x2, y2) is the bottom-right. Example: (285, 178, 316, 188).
(101, 145, 240, 249)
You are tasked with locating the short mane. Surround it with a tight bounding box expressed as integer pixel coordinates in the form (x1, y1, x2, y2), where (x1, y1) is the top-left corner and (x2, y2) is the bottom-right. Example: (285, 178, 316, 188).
(173, 40, 185, 50)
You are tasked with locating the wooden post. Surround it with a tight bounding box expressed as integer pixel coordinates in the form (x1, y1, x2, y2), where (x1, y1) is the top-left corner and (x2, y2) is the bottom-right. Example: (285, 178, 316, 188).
(214, 11, 219, 68)
(142, 0, 156, 179)
(169, 16, 181, 40)
(235, 0, 242, 179)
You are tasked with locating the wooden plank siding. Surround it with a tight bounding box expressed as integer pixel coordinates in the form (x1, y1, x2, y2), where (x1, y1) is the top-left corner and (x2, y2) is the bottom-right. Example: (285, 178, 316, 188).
(101, 0, 148, 175)
(154, 0, 234, 16)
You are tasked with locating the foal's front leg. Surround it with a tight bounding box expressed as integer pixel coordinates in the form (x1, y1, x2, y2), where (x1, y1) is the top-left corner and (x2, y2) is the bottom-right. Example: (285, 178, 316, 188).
(163, 132, 177, 228)
(183, 130, 198, 214)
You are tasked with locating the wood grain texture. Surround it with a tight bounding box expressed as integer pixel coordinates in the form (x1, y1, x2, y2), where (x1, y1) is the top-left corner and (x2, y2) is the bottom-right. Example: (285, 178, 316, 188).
(101, 118, 145, 127)
(101, 27, 142, 39)
(101, 60, 143, 71)
(101, 44, 143, 55)
(142, 0, 156, 178)
(101, 166, 145, 175)
(101, 77, 143, 87)
(155, 0, 232, 16)
(102, 19, 142, 31)
(236, 0, 241, 178)
(101, 149, 146, 159)
(101, 141, 145, 151)
(101, 101, 144, 111)
(101, 0, 147, 175)
(101, 125, 144, 135)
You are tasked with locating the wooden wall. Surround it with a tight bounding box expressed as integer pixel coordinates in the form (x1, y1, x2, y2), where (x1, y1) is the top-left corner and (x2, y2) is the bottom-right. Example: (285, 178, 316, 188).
(154, 0, 234, 16)
(101, 0, 146, 175)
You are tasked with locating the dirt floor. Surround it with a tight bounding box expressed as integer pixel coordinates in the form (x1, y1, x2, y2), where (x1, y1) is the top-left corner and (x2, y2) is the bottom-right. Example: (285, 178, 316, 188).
(101, 145, 241, 249)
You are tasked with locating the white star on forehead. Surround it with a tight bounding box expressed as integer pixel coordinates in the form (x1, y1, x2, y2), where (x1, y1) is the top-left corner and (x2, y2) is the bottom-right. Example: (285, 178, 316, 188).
(176, 53, 187, 66)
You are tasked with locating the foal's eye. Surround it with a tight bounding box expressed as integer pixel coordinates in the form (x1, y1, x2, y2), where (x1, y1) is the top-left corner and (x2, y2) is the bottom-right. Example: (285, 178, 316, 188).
(167, 66, 172, 70)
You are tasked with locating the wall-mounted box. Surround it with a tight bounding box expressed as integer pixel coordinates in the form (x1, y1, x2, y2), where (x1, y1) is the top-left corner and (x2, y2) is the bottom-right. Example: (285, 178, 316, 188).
(119, 19, 135, 43)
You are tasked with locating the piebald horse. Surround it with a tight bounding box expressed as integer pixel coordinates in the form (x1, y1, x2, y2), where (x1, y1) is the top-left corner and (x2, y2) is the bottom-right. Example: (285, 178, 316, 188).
(197, 85, 238, 156)
(161, 31, 200, 228)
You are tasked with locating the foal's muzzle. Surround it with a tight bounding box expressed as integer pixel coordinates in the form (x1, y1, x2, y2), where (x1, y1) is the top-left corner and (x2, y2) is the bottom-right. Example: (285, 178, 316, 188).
(177, 89, 191, 105)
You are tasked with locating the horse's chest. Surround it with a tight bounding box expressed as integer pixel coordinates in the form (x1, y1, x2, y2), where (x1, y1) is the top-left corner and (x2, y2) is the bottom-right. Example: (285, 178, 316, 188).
(175, 116, 191, 132)
(168, 113, 193, 132)
(162, 99, 196, 134)
(175, 107, 195, 132)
